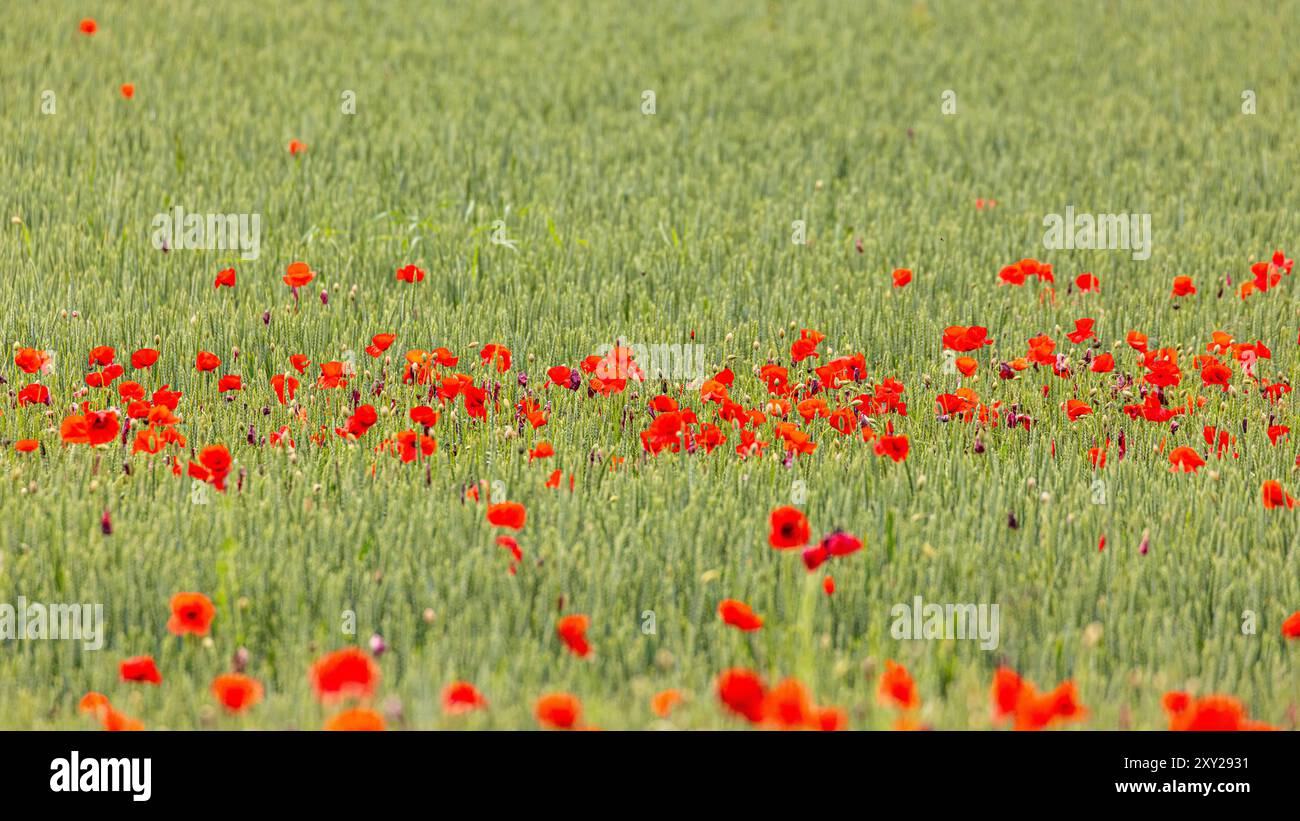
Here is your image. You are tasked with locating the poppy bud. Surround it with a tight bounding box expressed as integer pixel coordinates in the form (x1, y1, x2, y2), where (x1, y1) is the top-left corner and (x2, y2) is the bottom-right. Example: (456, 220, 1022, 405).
(369, 633, 386, 657)
(101, 509, 112, 535)
(233, 647, 250, 673)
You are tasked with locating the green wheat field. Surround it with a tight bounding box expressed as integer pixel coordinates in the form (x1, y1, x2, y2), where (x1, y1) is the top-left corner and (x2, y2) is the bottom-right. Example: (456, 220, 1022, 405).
(1, 0, 1297, 730)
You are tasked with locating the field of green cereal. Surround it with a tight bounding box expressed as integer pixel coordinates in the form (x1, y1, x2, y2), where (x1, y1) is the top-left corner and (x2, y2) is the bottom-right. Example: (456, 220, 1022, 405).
(1, 0, 1297, 729)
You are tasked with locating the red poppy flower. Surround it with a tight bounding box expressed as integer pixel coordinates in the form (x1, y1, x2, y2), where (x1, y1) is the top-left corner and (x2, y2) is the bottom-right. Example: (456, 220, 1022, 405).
(1163, 692, 1273, 731)
(442, 681, 489, 715)
(535, 692, 583, 730)
(718, 599, 763, 631)
(1262, 480, 1295, 510)
(716, 668, 767, 723)
(271, 373, 299, 405)
(651, 689, 682, 718)
(324, 708, 385, 731)
(17, 383, 50, 406)
(1168, 446, 1205, 473)
(15, 439, 39, 453)
(283, 261, 314, 287)
(217, 374, 242, 392)
(479, 344, 512, 373)
(790, 328, 825, 362)
(1282, 611, 1300, 639)
(310, 648, 380, 704)
(892, 268, 912, 287)
(120, 83, 134, 99)
(168, 592, 216, 636)
(874, 433, 909, 462)
(120, 656, 162, 685)
(365, 333, 396, 357)
(1171, 276, 1196, 297)
(991, 668, 1086, 731)
(212, 673, 263, 713)
(214, 268, 236, 288)
(942, 325, 993, 352)
(15, 347, 50, 374)
(1066, 318, 1095, 344)
(1064, 399, 1092, 421)
(557, 614, 591, 657)
(195, 351, 221, 372)
(396, 264, 426, 283)
(486, 502, 526, 530)
(288, 139, 307, 156)
(878, 660, 920, 710)
(79, 18, 97, 34)
(131, 348, 159, 369)
(768, 506, 810, 548)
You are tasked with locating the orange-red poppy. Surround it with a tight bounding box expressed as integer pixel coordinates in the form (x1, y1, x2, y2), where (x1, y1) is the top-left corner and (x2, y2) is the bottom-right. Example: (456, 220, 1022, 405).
(168, 592, 216, 636)
(769, 506, 810, 548)
(325, 708, 385, 730)
(557, 614, 591, 657)
(120, 656, 162, 685)
(212, 673, 263, 713)
(535, 692, 583, 730)
(718, 599, 763, 631)
(310, 648, 380, 704)
(441, 681, 489, 715)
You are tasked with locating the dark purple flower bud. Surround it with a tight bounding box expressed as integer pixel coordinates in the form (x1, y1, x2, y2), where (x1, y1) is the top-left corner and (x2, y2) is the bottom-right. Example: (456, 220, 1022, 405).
(569, 370, 582, 390)
(262, 310, 271, 325)
(100, 509, 112, 536)
(517, 372, 528, 388)
(320, 290, 329, 305)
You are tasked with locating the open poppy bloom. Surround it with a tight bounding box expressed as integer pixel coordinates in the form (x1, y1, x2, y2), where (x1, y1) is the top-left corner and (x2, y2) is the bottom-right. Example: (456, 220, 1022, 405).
(324, 708, 385, 731)
(651, 689, 682, 717)
(718, 599, 763, 631)
(486, 502, 526, 530)
(442, 681, 489, 715)
(768, 506, 810, 548)
(1162, 692, 1273, 731)
(310, 648, 380, 704)
(168, 592, 216, 636)
(120, 656, 162, 685)
(283, 261, 314, 287)
(212, 673, 263, 713)
(556, 614, 591, 657)
(535, 692, 583, 730)
(396, 264, 426, 283)
(878, 660, 921, 711)
(1261, 480, 1295, 509)
(991, 668, 1086, 731)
